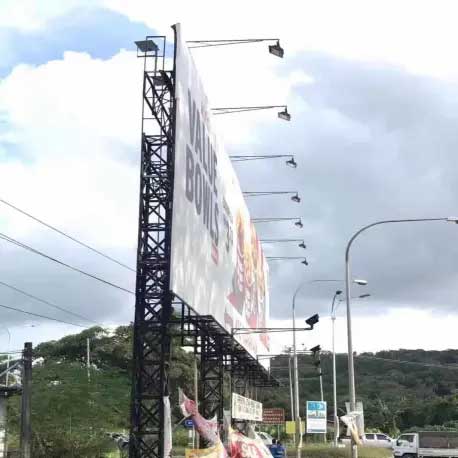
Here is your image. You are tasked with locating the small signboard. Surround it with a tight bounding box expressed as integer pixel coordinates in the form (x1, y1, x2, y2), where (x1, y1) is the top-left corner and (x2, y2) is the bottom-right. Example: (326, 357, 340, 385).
(285, 420, 304, 435)
(285, 421, 295, 435)
(184, 419, 194, 429)
(263, 408, 285, 425)
(306, 401, 327, 434)
(232, 393, 263, 422)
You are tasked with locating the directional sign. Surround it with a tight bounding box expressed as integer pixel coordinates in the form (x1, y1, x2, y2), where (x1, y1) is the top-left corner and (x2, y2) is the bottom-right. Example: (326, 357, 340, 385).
(184, 419, 194, 429)
(306, 401, 327, 434)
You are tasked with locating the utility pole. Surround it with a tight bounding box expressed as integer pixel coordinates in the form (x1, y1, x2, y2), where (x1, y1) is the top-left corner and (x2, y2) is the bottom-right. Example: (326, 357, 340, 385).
(20, 342, 32, 458)
(287, 348, 296, 446)
(86, 337, 91, 382)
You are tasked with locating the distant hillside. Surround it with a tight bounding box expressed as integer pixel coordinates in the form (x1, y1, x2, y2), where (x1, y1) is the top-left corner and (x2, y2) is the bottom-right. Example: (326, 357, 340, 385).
(260, 349, 458, 435)
(5, 326, 458, 455)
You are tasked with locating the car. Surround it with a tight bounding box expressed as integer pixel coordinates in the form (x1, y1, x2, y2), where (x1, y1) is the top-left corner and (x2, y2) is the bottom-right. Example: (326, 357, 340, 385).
(256, 431, 274, 446)
(339, 432, 394, 448)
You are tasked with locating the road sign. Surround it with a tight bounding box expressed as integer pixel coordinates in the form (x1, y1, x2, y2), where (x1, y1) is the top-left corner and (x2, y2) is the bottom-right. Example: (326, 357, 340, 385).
(263, 408, 285, 424)
(184, 419, 194, 429)
(306, 401, 327, 434)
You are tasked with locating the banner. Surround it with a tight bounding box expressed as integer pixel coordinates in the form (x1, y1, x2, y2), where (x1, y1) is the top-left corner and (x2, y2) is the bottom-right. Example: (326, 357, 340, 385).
(229, 429, 271, 458)
(185, 443, 226, 458)
(306, 401, 327, 434)
(171, 23, 270, 358)
(232, 393, 263, 422)
(345, 401, 364, 436)
(262, 408, 285, 425)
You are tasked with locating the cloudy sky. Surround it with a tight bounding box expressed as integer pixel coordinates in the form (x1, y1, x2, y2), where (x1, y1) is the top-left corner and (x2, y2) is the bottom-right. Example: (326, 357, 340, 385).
(1, 0, 458, 355)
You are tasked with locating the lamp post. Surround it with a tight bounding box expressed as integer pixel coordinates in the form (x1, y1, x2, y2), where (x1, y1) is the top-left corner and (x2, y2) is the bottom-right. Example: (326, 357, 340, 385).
(331, 293, 370, 447)
(292, 279, 367, 454)
(344, 216, 458, 458)
(331, 290, 342, 447)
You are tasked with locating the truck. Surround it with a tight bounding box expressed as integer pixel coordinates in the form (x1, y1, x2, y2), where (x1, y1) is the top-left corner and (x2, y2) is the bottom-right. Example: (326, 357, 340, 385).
(393, 431, 458, 457)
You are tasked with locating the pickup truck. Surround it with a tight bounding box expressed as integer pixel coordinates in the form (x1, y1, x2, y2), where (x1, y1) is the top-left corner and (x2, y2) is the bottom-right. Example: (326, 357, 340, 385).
(393, 431, 458, 457)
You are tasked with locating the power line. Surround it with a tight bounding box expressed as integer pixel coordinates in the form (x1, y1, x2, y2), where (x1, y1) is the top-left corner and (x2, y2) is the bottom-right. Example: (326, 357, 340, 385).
(0, 280, 101, 326)
(356, 354, 458, 371)
(0, 301, 87, 328)
(0, 232, 134, 296)
(0, 198, 135, 272)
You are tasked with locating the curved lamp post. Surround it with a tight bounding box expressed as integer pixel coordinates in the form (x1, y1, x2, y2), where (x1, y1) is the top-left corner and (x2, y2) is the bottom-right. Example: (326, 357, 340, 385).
(345, 216, 458, 458)
(291, 278, 365, 458)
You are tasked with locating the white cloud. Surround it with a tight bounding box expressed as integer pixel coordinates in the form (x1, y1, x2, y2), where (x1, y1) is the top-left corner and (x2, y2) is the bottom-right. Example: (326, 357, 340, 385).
(0, 0, 94, 30)
(103, 0, 458, 80)
(270, 307, 458, 355)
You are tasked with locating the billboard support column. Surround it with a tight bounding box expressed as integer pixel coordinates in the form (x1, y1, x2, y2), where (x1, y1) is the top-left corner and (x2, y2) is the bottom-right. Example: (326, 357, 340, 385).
(129, 33, 176, 458)
(199, 332, 224, 446)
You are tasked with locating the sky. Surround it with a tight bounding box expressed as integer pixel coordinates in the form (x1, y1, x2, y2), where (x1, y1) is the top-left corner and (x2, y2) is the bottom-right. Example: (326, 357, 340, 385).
(1, 0, 458, 355)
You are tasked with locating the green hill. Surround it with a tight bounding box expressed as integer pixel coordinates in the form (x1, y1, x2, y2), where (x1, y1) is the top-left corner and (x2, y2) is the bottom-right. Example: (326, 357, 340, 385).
(5, 326, 458, 456)
(262, 349, 458, 436)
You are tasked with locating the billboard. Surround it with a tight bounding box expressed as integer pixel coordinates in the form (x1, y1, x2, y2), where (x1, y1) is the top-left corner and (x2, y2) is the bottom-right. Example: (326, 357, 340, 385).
(232, 393, 263, 422)
(306, 401, 327, 434)
(171, 23, 270, 357)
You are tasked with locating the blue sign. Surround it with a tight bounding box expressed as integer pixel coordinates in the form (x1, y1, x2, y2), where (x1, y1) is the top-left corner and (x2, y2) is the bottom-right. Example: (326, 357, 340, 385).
(184, 419, 194, 428)
(306, 401, 327, 434)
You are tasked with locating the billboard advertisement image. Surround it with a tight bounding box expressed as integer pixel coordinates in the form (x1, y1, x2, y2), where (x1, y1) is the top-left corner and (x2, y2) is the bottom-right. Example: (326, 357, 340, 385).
(171, 23, 270, 357)
(306, 401, 327, 434)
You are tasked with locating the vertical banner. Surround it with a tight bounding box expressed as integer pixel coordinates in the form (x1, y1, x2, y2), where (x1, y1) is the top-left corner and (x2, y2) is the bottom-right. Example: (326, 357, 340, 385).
(171, 23, 270, 357)
(306, 401, 327, 434)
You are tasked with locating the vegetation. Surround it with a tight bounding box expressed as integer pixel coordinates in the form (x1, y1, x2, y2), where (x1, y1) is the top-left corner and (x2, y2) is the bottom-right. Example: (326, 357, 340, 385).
(261, 349, 458, 437)
(5, 326, 458, 455)
(287, 445, 391, 457)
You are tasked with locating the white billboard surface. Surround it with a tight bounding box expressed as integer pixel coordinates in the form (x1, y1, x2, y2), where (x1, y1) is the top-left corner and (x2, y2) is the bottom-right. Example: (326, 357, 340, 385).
(232, 393, 263, 422)
(306, 401, 327, 434)
(171, 24, 270, 357)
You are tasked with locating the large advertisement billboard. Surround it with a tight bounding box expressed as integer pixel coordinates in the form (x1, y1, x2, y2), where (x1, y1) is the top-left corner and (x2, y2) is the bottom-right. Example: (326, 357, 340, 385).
(171, 24, 270, 357)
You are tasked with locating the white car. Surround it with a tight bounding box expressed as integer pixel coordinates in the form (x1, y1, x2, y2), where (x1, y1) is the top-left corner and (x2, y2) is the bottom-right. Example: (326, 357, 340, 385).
(339, 432, 394, 448)
(256, 432, 274, 446)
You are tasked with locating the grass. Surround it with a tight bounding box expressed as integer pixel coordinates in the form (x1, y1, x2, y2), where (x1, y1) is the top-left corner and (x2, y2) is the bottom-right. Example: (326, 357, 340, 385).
(174, 443, 392, 458)
(287, 444, 392, 458)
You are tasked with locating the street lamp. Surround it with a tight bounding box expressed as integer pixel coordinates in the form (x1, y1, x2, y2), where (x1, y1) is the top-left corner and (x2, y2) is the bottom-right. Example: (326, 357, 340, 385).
(252, 217, 303, 228)
(344, 216, 458, 458)
(292, 278, 367, 456)
(212, 105, 291, 121)
(243, 191, 301, 203)
(260, 239, 306, 249)
(230, 154, 297, 168)
(186, 38, 285, 58)
(266, 257, 308, 266)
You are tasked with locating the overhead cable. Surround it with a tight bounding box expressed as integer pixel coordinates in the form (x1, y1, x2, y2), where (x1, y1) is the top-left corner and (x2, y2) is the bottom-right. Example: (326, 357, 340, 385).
(0, 198, 135, 272)
(0, 279, 101, 326)
(0, 232, 134, 296)
(0, 301, 87, 328)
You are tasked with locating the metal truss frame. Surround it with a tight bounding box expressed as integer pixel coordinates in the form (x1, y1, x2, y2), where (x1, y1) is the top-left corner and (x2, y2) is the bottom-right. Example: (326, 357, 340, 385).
(129, 33, 175, 458)
(130, 30, 279, 458)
